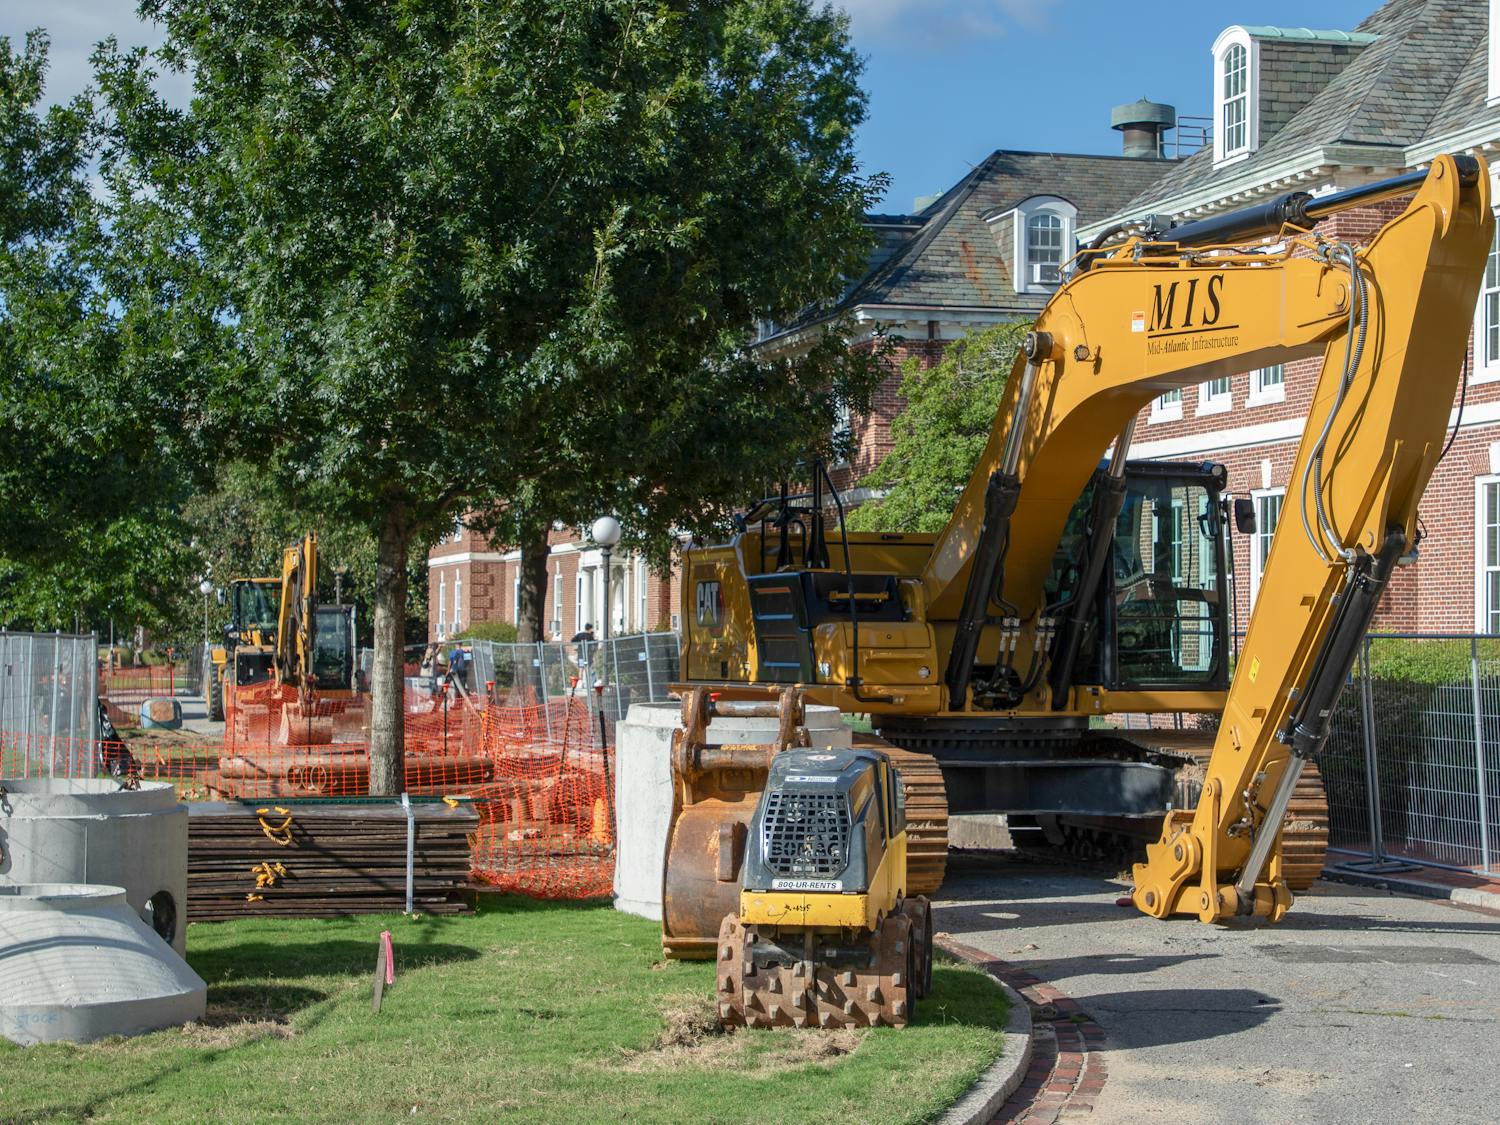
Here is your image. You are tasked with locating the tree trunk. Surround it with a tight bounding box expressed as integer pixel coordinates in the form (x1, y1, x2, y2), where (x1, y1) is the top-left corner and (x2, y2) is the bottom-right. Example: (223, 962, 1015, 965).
(369, 505, 410, 796)
(516, 522, 551, 644)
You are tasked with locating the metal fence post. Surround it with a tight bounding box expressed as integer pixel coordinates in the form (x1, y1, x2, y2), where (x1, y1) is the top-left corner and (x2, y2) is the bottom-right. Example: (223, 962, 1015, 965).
(1472, 635, 1492, 873)
(538, 642, 552, 744)
(643, 633, 656, 702)
(610, 638, 622, 722)
(1340, 636, 1419, 874)
(48, 631, 61, 779)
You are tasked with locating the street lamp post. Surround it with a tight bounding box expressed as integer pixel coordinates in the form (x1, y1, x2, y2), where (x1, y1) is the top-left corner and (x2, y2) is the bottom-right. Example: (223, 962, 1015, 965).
(590, 516, 622, 745)
(591, 516, 622, 643)
(199, 578, 214, 646)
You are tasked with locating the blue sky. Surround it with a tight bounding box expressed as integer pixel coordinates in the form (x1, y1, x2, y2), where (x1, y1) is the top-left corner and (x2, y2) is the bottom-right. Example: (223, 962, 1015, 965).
(9, 0, 1382, 212)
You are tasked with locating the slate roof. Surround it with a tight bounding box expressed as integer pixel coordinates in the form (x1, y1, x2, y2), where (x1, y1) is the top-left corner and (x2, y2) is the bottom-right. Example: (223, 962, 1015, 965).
(1102, 0, 1497, 224)
(838, 150, 1173, 315)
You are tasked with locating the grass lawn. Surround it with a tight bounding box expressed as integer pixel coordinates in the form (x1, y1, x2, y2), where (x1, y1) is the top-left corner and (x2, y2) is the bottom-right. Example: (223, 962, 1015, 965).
(0, 897, 1007, 1124)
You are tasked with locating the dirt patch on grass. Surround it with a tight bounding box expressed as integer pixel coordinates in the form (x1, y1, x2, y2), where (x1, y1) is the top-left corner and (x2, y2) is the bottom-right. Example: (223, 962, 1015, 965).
(614, 993, 864, 1075)
(183, 1015, 297, 1048)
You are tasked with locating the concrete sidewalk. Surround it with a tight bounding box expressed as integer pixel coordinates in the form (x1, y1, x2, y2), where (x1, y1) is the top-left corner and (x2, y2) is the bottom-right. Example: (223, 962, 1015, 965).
(935, 851, 1500, 1124)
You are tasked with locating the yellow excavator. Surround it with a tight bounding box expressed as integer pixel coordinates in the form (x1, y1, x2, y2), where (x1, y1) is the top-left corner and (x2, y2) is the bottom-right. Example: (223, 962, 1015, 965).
(678, 153, 1490, 1020)
(209, 534, 361, 744)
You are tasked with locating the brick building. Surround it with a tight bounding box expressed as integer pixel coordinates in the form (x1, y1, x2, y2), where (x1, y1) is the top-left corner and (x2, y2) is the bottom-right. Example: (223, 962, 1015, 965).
(1082, 0, 1500, 635)
(428, 522, 678, 643)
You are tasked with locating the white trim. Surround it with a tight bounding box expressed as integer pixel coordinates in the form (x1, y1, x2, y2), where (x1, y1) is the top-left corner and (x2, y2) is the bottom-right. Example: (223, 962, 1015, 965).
(1477, 475, 1500, 632)
(1197, 377, 1232, 416)
(1131, 415, 1305, 460)
(452, 571, 463, 634)
(1149, 389, 1183, 424)
(1212, 28, 1259, 165)
(427, 550, 508, 567)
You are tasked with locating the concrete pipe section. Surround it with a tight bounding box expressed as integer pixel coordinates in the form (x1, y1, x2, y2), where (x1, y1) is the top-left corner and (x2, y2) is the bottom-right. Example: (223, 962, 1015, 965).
(0, 883, 206, 1045)
(0, 779, 189, 954)
(612, 700, 851, 921)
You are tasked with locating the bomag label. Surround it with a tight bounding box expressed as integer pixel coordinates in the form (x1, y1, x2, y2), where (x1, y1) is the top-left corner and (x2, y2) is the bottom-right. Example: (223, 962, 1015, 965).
(771, 879, 841, 892)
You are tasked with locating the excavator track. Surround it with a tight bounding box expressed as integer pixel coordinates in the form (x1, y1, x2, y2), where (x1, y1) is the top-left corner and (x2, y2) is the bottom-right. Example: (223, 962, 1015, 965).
(1280, 762, 1331, 892)
(852, 733, 948, 897)
(717, 911, 920, 1030)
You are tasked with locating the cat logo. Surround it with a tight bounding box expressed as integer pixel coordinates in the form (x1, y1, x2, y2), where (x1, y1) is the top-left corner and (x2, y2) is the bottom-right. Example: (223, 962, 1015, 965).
(695, 580, 723, 629)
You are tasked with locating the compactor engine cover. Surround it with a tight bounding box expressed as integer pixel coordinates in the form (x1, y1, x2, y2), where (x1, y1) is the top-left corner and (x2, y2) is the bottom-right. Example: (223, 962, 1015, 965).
(742, 748, 904, 897)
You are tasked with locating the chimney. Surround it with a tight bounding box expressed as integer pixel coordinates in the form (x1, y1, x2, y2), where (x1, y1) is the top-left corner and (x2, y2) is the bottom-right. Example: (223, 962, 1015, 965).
(1110, 98, 1176, 158)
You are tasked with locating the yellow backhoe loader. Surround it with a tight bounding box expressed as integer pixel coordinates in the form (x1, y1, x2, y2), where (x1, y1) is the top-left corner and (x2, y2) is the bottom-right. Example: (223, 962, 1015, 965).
(673, 152, 1491, 1010)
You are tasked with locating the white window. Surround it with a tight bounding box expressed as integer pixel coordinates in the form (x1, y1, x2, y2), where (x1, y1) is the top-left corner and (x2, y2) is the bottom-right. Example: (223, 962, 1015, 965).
(1249, 364, 1285, 404)
(1477, 477, 1500, 632)
(1151, 388, 1183, 423)
(437, 572, 447, 639)
(1250, 488, 1284, 607)
(575, 572, 586, 632)
(451, 516, 463, 544)
(1212, 29, 1257, 164)
(1475, 222, 1500, 382)
(552, 565, 564, 638)
(512, 570, 521, 625)
(1007, 196, 1078, 294)
(452, 571, 462, 634)
(1026, 212, 1063, 285)
(1198, 376, 1232, 416)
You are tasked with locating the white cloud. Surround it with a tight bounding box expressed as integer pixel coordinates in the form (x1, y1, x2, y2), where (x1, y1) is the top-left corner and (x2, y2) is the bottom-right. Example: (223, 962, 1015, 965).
(1, 1, 188, 107)
(836, 0, 1058, 41)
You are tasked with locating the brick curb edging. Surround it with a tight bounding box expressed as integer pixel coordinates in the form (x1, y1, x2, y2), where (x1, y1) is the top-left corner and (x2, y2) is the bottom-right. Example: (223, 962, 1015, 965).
(936, 935, 1108, 1124)
(935, 935, 1034, 1125)
(1323, 869, 1500, 915)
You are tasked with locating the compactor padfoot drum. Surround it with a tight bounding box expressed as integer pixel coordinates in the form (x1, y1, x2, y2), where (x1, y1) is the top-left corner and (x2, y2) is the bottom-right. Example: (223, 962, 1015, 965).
(716, 899, 932, 1030)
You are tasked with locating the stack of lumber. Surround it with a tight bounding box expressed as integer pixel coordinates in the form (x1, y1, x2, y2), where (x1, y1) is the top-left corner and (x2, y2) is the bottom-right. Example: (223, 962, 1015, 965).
(187, 800, 479, 921)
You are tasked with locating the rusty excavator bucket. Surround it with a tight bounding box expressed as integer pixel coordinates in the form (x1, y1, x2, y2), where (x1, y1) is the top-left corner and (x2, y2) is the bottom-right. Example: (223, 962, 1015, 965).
(661, 687, 809, 959)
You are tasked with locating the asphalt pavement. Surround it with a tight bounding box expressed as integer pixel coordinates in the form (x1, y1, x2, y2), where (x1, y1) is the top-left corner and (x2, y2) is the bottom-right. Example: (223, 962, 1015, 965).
(935, 850, 1500, 1124)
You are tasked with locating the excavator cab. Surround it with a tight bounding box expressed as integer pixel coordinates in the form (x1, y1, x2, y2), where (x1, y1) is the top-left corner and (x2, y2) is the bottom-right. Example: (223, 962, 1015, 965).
(1044, 460, 1230, 693)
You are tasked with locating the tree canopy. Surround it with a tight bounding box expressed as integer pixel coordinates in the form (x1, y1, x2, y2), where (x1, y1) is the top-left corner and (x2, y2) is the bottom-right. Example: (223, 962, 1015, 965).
(102, 0, 885, 790)
(847, 323, 1026, 534)
(0, 32, 215, 633)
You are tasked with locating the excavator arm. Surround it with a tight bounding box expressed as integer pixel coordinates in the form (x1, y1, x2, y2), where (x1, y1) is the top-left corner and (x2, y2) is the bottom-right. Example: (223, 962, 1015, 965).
(275, 532, 319, 697)
(916, 154, 1491, 921)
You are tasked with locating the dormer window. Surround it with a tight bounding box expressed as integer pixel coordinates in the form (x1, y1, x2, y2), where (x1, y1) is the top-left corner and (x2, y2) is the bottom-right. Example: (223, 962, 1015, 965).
(1026, 213, 1063, 285)
(1007, 196, 1077, 294)
(1212, 28, 1258, 164)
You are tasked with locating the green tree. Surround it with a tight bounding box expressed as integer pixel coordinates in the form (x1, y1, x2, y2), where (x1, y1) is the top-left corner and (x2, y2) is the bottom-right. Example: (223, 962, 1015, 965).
(847, 322, 1026, 534)
(106, 0, 881, 791)
(0, 32, 212, 634)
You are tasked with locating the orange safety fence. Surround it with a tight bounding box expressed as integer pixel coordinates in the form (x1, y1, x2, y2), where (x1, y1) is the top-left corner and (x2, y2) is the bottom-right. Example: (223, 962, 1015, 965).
(4, 680, 617, 902)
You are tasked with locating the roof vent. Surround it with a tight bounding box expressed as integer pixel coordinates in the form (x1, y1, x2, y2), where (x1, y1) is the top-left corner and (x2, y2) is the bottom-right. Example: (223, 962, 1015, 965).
(1110, 98, 1176, 159)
